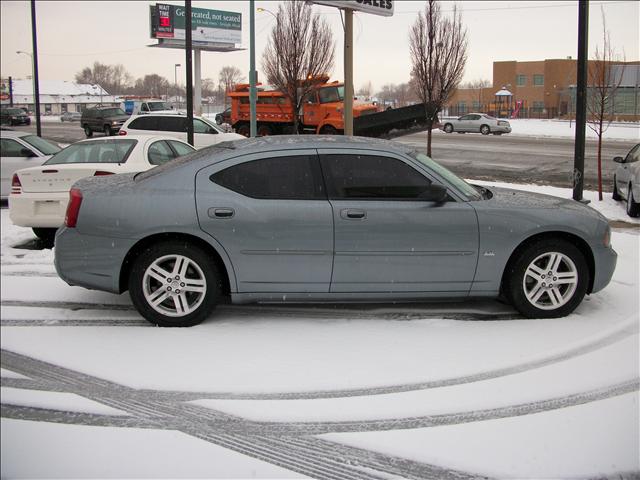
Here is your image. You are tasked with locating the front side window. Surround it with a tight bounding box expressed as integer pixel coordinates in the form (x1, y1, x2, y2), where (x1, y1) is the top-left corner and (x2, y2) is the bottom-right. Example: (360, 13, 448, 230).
(1, 138, 28, 157)
(211, 155, 323, 200)
(194, 119, 216, 134)
(148, 141, 176, 166)
(321, 154, 433, 200)
(21, 135, 61, 155)
(318, 86, 343, 104)
(624, 144, 640, 163)
(44, 139, 137, 165)
(409, 151, 482, 201)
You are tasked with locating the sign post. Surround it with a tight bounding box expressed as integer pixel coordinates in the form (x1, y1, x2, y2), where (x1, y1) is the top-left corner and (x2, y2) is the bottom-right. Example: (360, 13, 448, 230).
(308, 0, 394, 136)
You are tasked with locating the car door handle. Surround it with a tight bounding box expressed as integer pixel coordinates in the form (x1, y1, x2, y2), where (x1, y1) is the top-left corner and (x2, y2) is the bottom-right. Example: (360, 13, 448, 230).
(208, 208, 235, 219)
(341, 209, 366, 220)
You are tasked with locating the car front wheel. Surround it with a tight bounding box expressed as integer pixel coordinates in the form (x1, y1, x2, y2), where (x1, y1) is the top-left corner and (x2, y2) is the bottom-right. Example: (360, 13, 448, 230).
(612, 176, 621, 200)
(84, 125, 93, 138)
(443, 123, 453, 133)
(480, 124, 490, 135)
(504, 238, 589, 318)
(627, 184, 639, 217)
(129, 241, 221, 327)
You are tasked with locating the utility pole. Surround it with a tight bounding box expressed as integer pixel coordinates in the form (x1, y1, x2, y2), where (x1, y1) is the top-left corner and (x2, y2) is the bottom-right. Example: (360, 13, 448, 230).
(30, 0, 41, 137)
(573, 0, 588, 202)
(249, 0, 257, 137)
(343, 8, 354, 136)
(185, 0, 194, 146)
(9, 76, 13, 106)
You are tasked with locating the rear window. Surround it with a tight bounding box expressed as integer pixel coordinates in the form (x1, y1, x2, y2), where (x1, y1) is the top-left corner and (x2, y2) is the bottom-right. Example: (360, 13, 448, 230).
(22, 135, 61, 155)
(3, 108, 24, 115)
(44, 139, 137, 165)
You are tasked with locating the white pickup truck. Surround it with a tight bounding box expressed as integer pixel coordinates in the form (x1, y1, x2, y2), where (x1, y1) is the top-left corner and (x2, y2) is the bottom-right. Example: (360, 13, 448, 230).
(123, 100, 177, 116)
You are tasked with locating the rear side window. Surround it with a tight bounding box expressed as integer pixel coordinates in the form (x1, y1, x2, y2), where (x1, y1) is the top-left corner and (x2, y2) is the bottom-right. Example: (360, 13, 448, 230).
(158, 116, 185, 132)
(21, 135, 61, 155)
(211, 155, 324, 200)
(44, 140, 138, 165)
(320, 154, 432, 200)
(167, 140, 195, 157)
(1, 138, 27, 156)
(148, 141, 176, 166)
(129, 116, 159, 130)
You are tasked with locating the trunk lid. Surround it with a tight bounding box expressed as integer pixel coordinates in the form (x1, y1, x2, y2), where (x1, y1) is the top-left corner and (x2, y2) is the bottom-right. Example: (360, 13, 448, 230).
(17, 163, 124, 193)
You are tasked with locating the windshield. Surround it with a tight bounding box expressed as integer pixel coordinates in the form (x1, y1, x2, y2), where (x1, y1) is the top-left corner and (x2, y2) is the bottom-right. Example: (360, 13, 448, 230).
(148, 102, 171, 111)
(44, 139, 137, 165)
(101, 108, 126, 116)
(409, 151, 482, 201)
(22, 135, 61, 155)
(318, 86, 345, 104)
(4, 108, 25, 115)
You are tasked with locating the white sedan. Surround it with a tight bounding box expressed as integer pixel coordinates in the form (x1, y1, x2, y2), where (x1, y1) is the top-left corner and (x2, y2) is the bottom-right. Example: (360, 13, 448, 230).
(118, 114, 244, 149)
(441, 113, 512, 135)
(1, 130, 62, 200)
(9, 135, 195, 241)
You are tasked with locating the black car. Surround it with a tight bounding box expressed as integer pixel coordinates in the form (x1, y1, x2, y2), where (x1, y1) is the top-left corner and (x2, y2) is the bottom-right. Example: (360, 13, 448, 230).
(215, 107, 231, 125)
(1, 108, 31, 126)
(80, 106, 130, 137)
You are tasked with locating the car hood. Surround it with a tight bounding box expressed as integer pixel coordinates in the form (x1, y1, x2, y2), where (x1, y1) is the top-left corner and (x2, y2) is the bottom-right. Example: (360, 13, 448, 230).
(480, 186, 605, 221)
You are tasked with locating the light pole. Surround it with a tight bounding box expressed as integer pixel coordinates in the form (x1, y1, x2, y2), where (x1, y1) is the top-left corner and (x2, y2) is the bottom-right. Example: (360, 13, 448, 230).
(174, 63, 180, 90)
(257, 7, 277, 20)
(16, 50, 35, 114)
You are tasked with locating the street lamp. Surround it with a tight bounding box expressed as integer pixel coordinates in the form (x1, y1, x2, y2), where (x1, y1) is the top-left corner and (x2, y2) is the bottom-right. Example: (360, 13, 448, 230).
(16, 51, 35, 114)
(174, 63, 181, 103)
(257, 7, 277, 20)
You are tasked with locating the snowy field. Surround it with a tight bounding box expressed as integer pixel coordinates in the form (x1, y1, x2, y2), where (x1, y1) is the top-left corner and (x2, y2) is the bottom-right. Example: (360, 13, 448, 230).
(1, 181, 638, 479)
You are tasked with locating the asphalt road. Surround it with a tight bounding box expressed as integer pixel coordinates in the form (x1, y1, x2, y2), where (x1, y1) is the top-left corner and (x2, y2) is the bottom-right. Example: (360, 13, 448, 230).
(9, 121, 638, 191)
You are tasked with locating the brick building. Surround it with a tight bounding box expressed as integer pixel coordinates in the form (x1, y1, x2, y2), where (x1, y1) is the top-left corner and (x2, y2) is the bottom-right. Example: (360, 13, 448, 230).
(446, 58, 640, 120)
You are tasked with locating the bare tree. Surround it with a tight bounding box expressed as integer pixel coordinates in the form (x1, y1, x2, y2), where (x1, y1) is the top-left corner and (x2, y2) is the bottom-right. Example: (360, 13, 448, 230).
(465, 78, 491, 111)
(218, 66, 245, 108)
(587, 10, 624, 201)
(262, 0, 335, 133)
(410, 0, 468, 156)
(74, 62, 132, 95)
(357, 81, 373, 99)
(133, 74, 170, 97)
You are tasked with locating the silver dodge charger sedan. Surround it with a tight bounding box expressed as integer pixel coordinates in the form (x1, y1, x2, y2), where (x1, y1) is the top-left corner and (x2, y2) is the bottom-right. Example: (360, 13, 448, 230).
(54, 136, 616, 327)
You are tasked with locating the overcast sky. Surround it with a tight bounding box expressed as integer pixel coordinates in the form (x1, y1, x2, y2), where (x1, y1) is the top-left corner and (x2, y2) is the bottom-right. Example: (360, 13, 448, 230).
(1, 0, 638, 93)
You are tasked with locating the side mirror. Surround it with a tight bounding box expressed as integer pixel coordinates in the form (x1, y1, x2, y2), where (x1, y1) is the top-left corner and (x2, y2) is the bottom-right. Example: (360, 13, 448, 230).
(421, 184, 448, 203)
(613, 156, 624, 164)
(20, 147, 36, 158)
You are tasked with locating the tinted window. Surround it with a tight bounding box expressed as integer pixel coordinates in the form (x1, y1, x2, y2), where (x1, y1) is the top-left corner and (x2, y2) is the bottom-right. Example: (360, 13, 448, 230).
(21, 135, 61, 155)
(167, 140, 195, 157)
(99, 108, 126, 116)
(321, 154, 432, 200)
(1, 138, 27, 157)
(129, 116, 159, 130)
(44, 139, 137, 165)
(158, 116, 185, 132)
(148, 141, 176, 166)
(211, 156, 323, 200)
(194, 119, 215, 134)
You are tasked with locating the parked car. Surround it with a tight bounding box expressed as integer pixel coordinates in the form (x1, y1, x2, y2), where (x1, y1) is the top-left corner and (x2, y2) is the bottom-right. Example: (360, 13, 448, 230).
(9, 135, 195, 241)
(612, 143, 639, 218)
(118, 113, 243, 149)
(1, 107, 31, 126)
(215, 107, 231, 125)
(1, 131, 61, 200)
(54, 136, 616, 327)
(441, 113, 511, 135)
(61, 111, 82, 122)
(81, 106, 130, 137)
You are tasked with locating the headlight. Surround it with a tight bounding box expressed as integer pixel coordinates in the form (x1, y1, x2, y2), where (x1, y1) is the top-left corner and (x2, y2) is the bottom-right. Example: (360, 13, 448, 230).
(112, 121, 119, 125)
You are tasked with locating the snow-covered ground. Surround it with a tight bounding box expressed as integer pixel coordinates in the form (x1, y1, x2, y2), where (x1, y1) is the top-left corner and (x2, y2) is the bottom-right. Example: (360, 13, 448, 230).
(1, 181, 638, 479)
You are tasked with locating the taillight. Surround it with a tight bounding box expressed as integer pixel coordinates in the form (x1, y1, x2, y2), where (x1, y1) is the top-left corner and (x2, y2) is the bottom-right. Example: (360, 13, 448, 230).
(118, 130, 127, 136)
(65, 188, 83, 228)
(11, 174, 22, 195)
(94, 171, 115, 176)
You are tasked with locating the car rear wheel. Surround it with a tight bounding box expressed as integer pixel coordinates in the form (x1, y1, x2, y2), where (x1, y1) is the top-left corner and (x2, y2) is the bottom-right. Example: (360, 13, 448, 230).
(84, 125, 93, 138)
(612, 176, 621, 200)
(236, 123, 250, 137)
(257, 124, 273, 136)
(129, 241, 221, 327)
(320, 125, 338, 135)
(480, 124, 490, 135)
(443, 123, 453, 133)
(504, 238, 589, 318)
(32, 227, 57, 243)
(627, 184, 639, 217)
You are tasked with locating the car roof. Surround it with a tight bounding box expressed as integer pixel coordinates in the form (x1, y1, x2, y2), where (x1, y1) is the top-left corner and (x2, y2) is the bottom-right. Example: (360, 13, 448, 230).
(127, 113, 206, 119)
(0, 130, 31, 139)
(72, 134, 192, 145)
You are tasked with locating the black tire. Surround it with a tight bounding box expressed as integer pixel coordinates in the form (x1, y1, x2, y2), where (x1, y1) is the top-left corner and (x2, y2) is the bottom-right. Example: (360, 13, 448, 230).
(443, 123, 454, 133)
(128, 241, 221, 327)
(84, 125, 93, 138)
(104, 125, 112, 136)
(627, 184, 640, 217)
(257, 124, 272, 136)
(612, 177, 621, 200)
(236, 123, 250, 137)
(504, 238, 589, 318)
(32, 227, 57, 243)
(320, 125, 338, 135)
(480, 124, 490, 135)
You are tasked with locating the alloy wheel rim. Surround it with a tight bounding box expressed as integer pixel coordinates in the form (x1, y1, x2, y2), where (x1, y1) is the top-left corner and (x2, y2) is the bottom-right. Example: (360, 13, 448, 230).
(522, 251, 578, 310)
(143, 254, 207, 317)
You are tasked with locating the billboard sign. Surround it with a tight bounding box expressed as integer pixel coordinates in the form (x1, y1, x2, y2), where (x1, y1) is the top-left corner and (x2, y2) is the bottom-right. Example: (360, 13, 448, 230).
(308, 0, 394, 17)
(150, 3, 241, 45)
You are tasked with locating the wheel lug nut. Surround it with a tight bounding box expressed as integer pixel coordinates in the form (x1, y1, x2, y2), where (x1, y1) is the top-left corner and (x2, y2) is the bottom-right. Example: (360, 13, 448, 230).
(549, 284, 553, 288)
(176, 289, 181, 294)
(167, 286, 172, 291)
(167, 278, 171, 283)
(175, 276, 180, 280)
(553, 277, 557, 281)
(180, 283, 185, 287)
(542, 282, 546, 287)
(542, 275, 545, 279)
